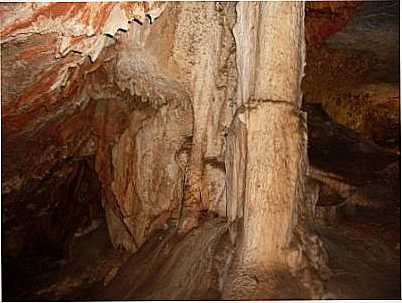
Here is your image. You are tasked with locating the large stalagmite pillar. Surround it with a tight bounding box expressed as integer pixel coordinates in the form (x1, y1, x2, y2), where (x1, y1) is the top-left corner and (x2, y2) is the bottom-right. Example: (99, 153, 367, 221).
(225, 1, 328, 299)
(240, 0, 305, 268)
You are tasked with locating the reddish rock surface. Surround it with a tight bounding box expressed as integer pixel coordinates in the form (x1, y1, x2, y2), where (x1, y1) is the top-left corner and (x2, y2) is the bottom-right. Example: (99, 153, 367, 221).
(303, 1, 399, 152)
(1, 0, 366, 261)
(305, 2, 361, 45)
(1, 2, 399, 301)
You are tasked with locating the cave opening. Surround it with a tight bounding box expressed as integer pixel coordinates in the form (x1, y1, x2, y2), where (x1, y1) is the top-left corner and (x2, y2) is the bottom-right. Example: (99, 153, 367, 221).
(1, 1, 400, 301)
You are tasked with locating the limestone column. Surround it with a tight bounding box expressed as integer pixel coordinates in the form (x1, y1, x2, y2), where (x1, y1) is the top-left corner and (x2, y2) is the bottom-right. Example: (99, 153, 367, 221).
(240, 0, 306, 268)
(225, 2, 329, 299)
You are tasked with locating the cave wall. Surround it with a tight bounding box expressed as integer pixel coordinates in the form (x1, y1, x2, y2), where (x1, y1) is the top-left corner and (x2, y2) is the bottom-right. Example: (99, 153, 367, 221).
(303, 46, 400, 151)
(303, 1, 400, 152)
(304, 1, 360, 46)
(2, 2, 175, 256)
(1, 2, 238, 254)
(94, 2, 239, 249)
(4, 157, 103, 261)
(1, 1, 368, 263)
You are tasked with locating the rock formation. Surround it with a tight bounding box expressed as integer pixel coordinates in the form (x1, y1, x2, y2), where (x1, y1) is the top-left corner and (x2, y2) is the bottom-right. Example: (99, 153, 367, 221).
(303, 1, 399, 151)
(2, 1, 399, 300)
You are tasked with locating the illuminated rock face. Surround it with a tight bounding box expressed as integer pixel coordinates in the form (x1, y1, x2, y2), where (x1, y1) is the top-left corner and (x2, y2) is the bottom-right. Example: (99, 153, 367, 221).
(3, 3, 401, 300)
(1, 0, 361, 281)
(1, 2, 166, 195)
(1, 1, 237, 254)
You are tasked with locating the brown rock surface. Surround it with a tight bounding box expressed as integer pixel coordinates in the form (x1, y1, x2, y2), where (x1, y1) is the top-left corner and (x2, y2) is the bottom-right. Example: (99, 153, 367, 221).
(1, 2, 239, 254)
(305, 1, 360, 46)
(1, 1, 399, 301)
(303, 1, 399, 152)
(1, 1, 367, 249)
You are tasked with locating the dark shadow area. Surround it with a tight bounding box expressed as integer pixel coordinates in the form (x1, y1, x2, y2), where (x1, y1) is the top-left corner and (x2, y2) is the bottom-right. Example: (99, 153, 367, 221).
(2, 157, 104, 300)
(301, 0, 400, 299)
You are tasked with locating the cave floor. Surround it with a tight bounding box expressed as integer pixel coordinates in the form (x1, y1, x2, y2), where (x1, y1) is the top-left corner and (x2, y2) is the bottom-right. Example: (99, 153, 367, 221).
(10, 211, 400, 300)
(3, 220, 132, 301)
(320, 217, 400, 299)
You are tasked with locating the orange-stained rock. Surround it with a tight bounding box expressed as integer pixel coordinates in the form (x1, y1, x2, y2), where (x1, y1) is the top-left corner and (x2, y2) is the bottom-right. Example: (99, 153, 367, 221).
(1, 1, 364, 256)
(303, 44, 400, 152)
(305, 2, 361, 45)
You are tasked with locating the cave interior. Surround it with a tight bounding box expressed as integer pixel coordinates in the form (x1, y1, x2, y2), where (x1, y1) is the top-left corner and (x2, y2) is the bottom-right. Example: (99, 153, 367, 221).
(1, 1, 400, 300)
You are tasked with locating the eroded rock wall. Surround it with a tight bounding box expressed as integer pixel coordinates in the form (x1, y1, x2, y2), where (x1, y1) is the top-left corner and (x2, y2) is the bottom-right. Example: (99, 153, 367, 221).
(1, 2, 238, 254)
(2, 2, 359, 286)
(303, 1, 399, 152)
(93, 2, 238, 249)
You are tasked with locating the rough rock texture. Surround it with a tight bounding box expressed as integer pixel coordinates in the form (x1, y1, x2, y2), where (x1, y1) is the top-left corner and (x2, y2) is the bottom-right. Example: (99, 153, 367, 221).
(303, 46, 400, 151)
(223, 2, 329, 299)
(303, 1, 400, 152)
(2, 1, 237, 254)
(305, 1, 360, 46)
(9, 101, 399, 300)
(2, 2, 166, 193)
(304, 103, 399, 224)
(2, 2, 173, 256)
(4, 1, 396, 300)
(2, 0, 367, 256)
